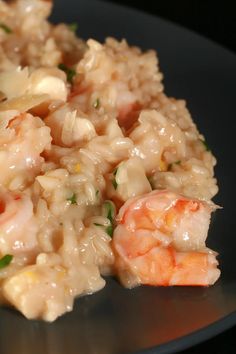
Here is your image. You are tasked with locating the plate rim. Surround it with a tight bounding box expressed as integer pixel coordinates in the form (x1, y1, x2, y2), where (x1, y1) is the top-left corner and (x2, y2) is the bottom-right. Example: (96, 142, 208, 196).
(85, 2, 236, 351)
(134, 310, 236, 354)
(3, 1, 236, 354)
(85, 2, 236, 352)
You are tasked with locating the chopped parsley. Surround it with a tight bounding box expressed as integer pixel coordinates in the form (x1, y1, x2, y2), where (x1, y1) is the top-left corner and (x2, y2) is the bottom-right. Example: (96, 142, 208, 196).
(93, 98, 100, 109)
(200, 139, 210, 151)
(101, 200, 116, 237)
(68, 22, 78, 33)
(67, 193, 77, 204)
(103, 201, 115, 224)
(105, 224, 113, 237)
(0, 254, 13, 269)
(168, 160, 181, 171)
(0, 23, 12, 34)
(58, 63, 76, 83)
(95, 190, 99, 197)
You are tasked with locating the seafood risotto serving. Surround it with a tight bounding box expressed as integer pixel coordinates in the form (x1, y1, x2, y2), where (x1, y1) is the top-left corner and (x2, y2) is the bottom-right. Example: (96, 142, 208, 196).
(0, 0, 220, 322)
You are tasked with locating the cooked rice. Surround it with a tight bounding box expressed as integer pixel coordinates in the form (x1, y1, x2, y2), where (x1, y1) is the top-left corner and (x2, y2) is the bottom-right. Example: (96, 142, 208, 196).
(0, 0, 218, 321)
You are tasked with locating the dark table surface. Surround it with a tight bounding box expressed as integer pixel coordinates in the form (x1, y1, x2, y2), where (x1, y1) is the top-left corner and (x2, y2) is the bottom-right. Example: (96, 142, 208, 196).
(105, 1, 236, 353)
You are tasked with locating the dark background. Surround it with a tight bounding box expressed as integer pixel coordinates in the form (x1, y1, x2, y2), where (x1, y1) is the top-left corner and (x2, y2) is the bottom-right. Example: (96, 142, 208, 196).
(106, 0, 236, 54)
(104, 1, 236, 353)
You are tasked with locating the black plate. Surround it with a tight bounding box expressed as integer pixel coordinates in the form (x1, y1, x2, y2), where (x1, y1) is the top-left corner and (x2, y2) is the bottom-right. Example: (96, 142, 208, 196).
(1, 1, 236, 353)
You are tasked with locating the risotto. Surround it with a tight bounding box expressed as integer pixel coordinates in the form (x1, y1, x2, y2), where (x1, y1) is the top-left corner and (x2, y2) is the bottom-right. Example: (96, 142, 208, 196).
(0, 0, 220, 322)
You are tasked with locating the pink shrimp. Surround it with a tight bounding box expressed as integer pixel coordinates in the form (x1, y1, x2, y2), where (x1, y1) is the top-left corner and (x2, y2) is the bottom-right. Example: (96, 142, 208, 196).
(112, 190, 220, 287)
(117, 102, 142, 130)
(0, 189, 38, 256)
(0, 112, 51, 188)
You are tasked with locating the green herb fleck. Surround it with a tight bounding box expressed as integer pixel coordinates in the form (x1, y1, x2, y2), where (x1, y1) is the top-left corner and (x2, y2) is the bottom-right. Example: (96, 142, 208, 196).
(93, 98, 100, 109)
(0, 23, 12, 34)
(68, 22, 78, 33)
(200, 139, 210, 151)
(106, 224, 113, 237)
(95, 190, 99, 197)
(67, 193, 77, 204)
(99, 201, 116, 237)
(168, 160, 181, 171)
(103, 201, 115, 224)
(58, 63, 76, 83)
(0, 254, 13, 269)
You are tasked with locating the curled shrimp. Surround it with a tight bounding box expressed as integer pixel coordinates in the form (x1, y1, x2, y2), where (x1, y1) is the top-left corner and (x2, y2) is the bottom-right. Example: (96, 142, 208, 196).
(0, 189, 38, 256)
(112, 190, 220, 287)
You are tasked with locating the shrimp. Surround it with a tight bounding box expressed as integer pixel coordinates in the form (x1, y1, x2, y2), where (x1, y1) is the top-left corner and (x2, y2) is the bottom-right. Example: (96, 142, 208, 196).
(117, 102, 141, 130)
(0, 112, 51, 189)
(112, 190, 220, 287)
(0, 189, 38, 256)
